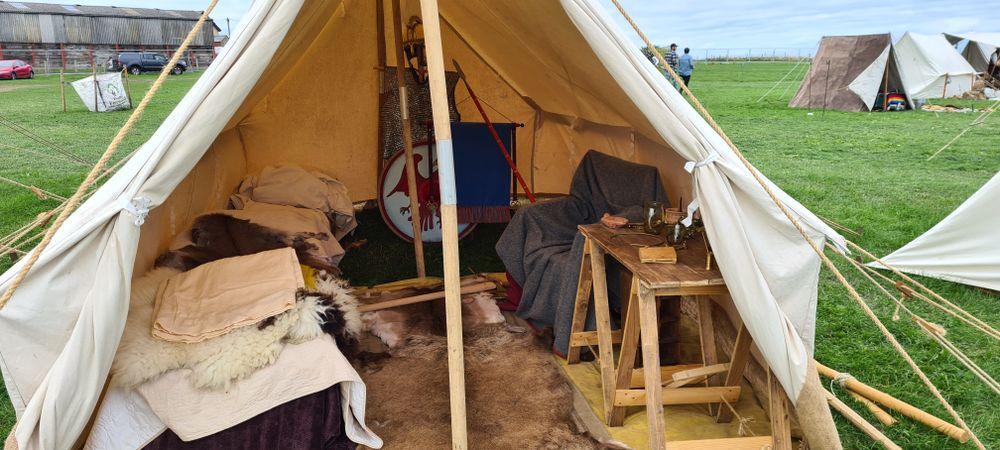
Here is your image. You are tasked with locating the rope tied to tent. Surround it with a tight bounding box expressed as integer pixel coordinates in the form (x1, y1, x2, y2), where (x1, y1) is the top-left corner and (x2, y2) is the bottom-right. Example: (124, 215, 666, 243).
(0, 0, 219, 310)
(609, 1, 984, 447)
(680, 152, 719, 226)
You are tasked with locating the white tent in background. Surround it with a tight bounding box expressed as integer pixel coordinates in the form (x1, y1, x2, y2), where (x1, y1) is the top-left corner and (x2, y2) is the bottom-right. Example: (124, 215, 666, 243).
(0, 0, 846, 448)
(944, 32, 1000, 73)
(893, 32, 977, 100)
(873, 171, 1000, 291)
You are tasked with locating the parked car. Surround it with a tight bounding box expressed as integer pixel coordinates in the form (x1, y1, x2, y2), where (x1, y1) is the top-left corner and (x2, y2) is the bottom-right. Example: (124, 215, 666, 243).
(0, 60, 34, 80)
(116, 52, 186, 75)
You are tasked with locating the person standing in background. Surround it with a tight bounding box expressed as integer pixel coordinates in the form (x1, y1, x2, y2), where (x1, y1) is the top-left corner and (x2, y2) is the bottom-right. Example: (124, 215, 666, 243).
(678, 47, 695, 86)
(665, 43, 680, 73)
(665, 43, 680, 88)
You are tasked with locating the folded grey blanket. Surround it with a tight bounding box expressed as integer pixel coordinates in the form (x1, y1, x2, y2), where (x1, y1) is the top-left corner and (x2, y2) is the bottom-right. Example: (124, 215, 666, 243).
(496, 150, 668, 355)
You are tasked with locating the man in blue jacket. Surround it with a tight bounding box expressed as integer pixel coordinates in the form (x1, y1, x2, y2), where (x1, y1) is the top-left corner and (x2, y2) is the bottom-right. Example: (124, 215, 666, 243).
(678, 47, 695, 86)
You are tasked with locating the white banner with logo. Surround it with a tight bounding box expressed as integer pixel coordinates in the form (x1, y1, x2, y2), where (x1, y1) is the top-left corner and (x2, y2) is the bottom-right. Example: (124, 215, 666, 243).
(71, 72, 132, 113)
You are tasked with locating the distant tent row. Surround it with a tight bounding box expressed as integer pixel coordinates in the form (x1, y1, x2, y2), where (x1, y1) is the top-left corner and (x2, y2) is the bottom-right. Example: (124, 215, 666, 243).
(791, 32, 980, 112)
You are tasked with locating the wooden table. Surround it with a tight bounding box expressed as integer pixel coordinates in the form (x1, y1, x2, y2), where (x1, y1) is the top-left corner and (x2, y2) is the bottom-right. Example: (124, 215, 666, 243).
(567, 223, 791, 450)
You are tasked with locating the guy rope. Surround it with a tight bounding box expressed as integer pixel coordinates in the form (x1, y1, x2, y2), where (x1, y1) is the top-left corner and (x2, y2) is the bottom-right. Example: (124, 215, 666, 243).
(0, 0, 219, 309)
(609, 0, 984, 447)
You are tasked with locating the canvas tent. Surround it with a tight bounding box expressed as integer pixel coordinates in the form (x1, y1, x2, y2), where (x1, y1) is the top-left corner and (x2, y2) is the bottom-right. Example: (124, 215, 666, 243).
(794, 32, 979, 112)
(893, 32, 978, 100)
(945, 33, 1000, 73)
(872, 171, 1000, 292)
(790, 34, 893, 112)
(0, 0, 846, 448)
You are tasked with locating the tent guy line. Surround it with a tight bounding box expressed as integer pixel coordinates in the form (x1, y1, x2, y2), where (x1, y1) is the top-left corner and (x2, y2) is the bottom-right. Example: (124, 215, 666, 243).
(926, 98, 1000, 160)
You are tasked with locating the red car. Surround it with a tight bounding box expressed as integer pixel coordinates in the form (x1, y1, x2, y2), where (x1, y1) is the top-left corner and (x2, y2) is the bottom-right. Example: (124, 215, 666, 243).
(0, 60, 34, 80)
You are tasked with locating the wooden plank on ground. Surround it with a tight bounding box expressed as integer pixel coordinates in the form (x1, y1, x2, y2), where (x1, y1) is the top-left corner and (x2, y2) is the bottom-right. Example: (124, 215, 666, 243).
(630, 364, 704, 388)
(568, 330, 623, 347)
(664, 436, 774, 450)
(614, 386, 741, 407)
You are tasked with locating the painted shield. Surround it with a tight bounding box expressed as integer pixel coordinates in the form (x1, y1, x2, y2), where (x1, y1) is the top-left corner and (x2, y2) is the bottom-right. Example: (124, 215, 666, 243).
(378, 143, 475, 242)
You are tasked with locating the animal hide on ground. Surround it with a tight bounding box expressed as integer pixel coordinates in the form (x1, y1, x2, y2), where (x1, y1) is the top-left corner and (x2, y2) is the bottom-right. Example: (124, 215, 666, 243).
(362, 292, 505, 349)
(155, 213, 341, 274)
(112, 268, 362, 390)
(358, 323, 599, 448)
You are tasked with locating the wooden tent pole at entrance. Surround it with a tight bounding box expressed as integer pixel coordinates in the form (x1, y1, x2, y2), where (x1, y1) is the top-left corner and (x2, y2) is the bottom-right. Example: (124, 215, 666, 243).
(391, 0, 426, 277)
(418, 0, 468, 448)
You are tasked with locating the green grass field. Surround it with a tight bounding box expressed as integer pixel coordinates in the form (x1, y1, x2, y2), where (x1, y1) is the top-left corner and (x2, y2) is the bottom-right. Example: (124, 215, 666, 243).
(0, 63, 997, 448)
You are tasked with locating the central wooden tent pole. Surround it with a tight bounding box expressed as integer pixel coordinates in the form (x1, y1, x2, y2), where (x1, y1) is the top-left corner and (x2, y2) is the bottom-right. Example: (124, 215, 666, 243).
(418, 0, 468, 448)
(390, 0, 426, 277)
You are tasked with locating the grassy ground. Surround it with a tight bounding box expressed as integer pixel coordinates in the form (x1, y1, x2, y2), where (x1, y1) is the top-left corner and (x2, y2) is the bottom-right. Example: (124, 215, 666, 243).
(0, 63, 997, 448)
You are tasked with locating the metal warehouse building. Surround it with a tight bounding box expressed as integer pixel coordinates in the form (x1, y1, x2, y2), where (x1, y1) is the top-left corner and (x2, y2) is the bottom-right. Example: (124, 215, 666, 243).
(0, 1, 219, 73)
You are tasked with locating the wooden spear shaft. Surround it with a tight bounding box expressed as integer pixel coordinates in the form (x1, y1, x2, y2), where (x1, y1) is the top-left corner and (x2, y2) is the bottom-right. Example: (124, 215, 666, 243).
(816, 361, 969, 442)
(824, 388, 902, 450)
(391, 0, 426, 278)
(418, 0, 468, 448)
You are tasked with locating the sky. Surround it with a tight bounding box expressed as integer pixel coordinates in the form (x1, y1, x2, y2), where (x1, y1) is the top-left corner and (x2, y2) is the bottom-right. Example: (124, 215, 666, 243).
(66, 0, 996, 55)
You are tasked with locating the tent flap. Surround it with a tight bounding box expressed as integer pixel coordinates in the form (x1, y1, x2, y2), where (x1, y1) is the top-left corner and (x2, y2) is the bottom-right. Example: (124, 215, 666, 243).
(873, 172, 1000, 291)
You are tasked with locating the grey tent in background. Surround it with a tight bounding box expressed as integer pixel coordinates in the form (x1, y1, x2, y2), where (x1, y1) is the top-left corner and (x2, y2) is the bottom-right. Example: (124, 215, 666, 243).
(944, 32, 1000, 73)
(789, 34, 893, 112)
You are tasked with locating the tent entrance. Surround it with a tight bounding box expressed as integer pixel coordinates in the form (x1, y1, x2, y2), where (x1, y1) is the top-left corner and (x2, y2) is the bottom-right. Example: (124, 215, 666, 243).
(870, 51, 909, 111)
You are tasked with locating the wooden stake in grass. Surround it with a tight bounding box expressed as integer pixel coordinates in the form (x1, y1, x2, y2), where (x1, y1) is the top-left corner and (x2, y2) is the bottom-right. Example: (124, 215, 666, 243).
(60, 69, 66, 112)
(92, 61, 98, 112)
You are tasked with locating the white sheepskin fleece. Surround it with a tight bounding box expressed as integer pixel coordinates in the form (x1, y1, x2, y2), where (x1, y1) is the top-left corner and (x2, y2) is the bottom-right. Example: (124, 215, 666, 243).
(112, 267, 361, 391)
(312, 269, 363, 340)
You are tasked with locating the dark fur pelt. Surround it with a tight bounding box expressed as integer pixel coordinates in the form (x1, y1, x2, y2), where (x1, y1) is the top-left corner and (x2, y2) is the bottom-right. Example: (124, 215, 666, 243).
(155, 213, 340, 275)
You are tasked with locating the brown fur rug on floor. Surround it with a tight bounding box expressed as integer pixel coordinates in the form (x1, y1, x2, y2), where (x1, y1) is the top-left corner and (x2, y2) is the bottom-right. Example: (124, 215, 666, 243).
(355, 304, 599, 449)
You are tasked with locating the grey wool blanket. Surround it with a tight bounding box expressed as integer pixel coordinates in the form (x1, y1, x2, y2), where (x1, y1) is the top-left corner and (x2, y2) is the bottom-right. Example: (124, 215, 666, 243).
(496, 150, 669, 355)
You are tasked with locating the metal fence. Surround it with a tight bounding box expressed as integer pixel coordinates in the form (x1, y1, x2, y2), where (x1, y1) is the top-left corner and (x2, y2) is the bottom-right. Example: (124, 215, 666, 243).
(0, 44, 216, 75)
(685, 48, 815, 63)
